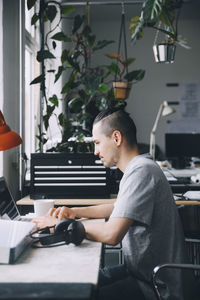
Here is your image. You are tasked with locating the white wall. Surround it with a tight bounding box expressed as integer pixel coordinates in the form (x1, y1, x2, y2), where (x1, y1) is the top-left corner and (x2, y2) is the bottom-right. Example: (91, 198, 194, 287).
(87, 2, 200, 156)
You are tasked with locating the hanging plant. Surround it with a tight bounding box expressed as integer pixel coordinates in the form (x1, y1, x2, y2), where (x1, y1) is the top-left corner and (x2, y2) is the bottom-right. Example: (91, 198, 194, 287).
(106, 4, 145, 100)
(130, 0, 190, 63)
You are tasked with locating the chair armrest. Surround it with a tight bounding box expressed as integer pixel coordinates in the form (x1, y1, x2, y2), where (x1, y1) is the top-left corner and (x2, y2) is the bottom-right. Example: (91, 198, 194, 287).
(152, 263, 200, 300)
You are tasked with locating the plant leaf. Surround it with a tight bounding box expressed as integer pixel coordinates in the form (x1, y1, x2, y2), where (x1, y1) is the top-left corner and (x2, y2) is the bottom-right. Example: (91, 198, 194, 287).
(49, 94, 59, 107)
(142, 0, 164, 22)
(82, 25, 92, 37)
(66, 56, 80, 72)
(31, 13, 39, 25)
(61, 5, 75, 15)
(58, 113, 64, 126)
(37, 50, 56, 62)
(158, 7, 175, 35)
(106, 62, 120, 76)
(124, 58, 136, 66)
(30, 74, 44, 85)
(27, 0, 37, 10)
(61, 49, 70, 64)
(93, 40, 115, 51)
(97, 83, 108, 93)
(55, 66, 64, 83)
(105, 53, 121, 60)
(124, 70, 145, 82)
(130, 17, 144, 44)
(46, 5, 57, 22)
(72, 15, 85, 34)
(87, 35, 96, 48)
(51, 31, 71, 42)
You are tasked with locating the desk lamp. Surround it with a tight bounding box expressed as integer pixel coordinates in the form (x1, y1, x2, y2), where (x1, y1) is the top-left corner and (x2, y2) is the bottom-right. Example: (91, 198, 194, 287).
(0, 110, 22, 151)
(150, 101, 176, 160)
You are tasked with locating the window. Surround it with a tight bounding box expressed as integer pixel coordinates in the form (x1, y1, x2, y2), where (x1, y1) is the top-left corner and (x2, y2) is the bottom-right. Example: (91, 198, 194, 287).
(24, 2, 40, 161)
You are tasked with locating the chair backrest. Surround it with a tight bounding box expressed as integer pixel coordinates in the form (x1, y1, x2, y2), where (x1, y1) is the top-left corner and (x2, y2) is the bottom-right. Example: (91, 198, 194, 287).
(152, 263, 200, 300)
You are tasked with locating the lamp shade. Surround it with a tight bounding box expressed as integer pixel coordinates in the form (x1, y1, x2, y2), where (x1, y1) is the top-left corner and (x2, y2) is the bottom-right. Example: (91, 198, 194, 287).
(0, 110, 22, 151)
(162, 101, 176, 117)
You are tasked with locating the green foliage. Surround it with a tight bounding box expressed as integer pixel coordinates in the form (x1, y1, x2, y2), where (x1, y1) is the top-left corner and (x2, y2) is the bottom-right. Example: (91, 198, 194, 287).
(51, 32, 71, 42)
(46, 5, 57, 22)
(124, 70, 145, 82)
(61, 5, 75, 15)
(37, 50, 56, 62)
(130, 0, 183, 44)
(30, 74, 44, 85)
(31, 13, 39, 25)
(27, 0, 37, 10)
(29, 1, 125, 152)
(106, 53, 145, 83)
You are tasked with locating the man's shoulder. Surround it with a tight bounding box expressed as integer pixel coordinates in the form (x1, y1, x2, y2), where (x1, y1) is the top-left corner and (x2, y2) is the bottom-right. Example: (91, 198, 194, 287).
(127, 154, 159, 173)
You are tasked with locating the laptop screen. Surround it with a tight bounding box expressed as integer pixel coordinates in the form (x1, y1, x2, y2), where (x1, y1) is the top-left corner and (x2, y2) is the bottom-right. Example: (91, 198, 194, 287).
(0, 177, 20, 220)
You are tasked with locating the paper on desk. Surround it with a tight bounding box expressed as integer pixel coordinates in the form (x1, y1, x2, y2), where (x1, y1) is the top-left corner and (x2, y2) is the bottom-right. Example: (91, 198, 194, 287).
(166, 176, 178, 182)
(183, 191, 200, 200)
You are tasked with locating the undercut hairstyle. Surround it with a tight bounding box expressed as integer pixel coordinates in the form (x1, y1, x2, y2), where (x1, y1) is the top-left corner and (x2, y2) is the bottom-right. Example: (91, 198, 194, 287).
(93, 108, 137, 147)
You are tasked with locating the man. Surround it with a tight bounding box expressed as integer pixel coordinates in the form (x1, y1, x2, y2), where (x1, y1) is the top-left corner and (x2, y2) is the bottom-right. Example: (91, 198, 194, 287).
(33, 108, 188, 300)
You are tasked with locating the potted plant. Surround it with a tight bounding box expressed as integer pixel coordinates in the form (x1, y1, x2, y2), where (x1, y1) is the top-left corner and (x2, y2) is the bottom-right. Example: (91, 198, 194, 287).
(129, 0, 190, 63)
(28, 0, 119, 153)
(104, 3, 145, 100)
(106, 53, 145, 100)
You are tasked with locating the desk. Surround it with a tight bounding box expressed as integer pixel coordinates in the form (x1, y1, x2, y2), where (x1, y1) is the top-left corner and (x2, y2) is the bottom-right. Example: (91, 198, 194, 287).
(162, 167, 200, 193)
(0, 226, 102, 299)
(17, 195, 200, 208)
(17, 195, 116, 207)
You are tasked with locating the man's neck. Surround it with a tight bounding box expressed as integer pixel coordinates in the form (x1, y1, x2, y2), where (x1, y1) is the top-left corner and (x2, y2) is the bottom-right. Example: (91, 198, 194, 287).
(117, 146, 140, 173)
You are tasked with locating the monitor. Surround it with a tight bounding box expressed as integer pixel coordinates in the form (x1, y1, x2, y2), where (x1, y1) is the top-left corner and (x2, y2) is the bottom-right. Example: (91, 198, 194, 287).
(165, 133, 200, 168)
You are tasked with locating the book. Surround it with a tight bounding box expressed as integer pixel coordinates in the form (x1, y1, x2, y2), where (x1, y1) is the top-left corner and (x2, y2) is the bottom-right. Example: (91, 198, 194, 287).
(0, 219, 35, 264)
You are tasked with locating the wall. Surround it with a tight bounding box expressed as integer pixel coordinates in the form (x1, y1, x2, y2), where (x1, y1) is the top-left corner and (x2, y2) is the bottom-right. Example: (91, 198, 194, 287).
(86, 1, 200, 155)
(3, 0, 21, 197)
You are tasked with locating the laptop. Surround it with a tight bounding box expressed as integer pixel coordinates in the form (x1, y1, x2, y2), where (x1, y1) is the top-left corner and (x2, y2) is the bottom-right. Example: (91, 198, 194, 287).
(0, 177, 35, 263)
(0, 176, 32, 221)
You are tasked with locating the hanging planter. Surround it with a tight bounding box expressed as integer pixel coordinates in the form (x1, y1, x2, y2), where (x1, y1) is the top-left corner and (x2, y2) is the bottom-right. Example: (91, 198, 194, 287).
(153, 43, 176, 64)
(105, 4, 145, 101)
(130, 0, 190, 63)
(113, 81, 132, 100)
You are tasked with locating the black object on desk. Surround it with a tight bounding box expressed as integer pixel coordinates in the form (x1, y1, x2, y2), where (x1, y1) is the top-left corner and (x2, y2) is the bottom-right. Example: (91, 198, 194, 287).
(30, 153, 111, 199)
(168, 177, 191, 185)
(170, 183, 200, 194)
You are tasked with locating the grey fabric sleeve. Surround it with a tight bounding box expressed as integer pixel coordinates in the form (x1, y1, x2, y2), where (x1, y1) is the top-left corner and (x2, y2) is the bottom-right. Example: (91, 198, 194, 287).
(110, 165, 156, 226)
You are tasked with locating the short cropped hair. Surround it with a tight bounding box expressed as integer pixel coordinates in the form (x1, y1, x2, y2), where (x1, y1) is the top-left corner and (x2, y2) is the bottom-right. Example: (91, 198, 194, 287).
(93, 108, 137, 147)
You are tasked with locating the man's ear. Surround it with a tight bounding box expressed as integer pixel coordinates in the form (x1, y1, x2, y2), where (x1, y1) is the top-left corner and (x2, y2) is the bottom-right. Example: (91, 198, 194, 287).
(112, 130, 122, 146)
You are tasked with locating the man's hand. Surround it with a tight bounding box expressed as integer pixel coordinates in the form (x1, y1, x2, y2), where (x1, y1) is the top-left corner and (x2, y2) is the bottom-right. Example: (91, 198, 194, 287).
(32, 215, 59, 229)
(48, 206, 76, 220)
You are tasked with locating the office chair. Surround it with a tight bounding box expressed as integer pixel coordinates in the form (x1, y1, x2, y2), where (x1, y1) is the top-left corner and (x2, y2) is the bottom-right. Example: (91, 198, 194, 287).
(152, 263, 200, 300)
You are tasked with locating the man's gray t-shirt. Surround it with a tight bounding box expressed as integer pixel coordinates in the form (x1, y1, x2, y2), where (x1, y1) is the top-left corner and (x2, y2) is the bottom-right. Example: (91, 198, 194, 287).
(110, 153, 187, 300)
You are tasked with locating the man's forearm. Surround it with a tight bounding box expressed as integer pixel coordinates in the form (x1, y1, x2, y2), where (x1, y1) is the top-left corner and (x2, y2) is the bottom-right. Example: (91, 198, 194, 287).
(72, 203, 114, 219)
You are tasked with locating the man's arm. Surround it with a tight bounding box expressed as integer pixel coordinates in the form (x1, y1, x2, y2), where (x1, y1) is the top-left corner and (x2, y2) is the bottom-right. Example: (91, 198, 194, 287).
(82, 217, 133, 246)
(49, 203, 114, 220)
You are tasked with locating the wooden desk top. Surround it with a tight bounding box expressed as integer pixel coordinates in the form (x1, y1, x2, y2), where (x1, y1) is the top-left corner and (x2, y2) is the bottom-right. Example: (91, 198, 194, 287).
(17, 195, 200, 206)
(17, 195, 116, 206)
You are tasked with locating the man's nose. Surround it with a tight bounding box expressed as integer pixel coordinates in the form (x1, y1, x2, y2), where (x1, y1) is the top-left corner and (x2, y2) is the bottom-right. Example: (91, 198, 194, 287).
(94, 146, 99, 156)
